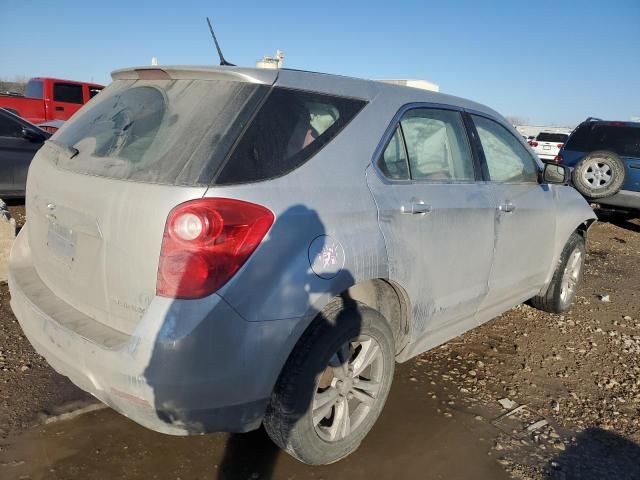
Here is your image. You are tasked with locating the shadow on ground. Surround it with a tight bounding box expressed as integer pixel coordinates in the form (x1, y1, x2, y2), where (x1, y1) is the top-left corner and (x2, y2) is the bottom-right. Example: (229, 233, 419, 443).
(546, 427, 640, 480)
(595, 208, 640, 233)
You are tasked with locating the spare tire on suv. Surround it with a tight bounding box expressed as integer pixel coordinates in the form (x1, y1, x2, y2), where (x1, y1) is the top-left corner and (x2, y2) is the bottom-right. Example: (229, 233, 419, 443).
(572, 150, 626, 199)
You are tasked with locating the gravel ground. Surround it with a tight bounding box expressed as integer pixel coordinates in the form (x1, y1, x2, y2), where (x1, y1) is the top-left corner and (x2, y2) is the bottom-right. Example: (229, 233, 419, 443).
(0, 203, 92, 439)
(0, 208, 638, 479)
(412, 212, 640, 479)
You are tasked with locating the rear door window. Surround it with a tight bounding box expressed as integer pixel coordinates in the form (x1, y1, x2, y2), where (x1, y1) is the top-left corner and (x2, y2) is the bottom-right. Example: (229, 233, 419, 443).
(473, 115, 538, 183)
(399, 109, 475, 181)
(215, 88, 366, 184)
(53, 83, 84, 104)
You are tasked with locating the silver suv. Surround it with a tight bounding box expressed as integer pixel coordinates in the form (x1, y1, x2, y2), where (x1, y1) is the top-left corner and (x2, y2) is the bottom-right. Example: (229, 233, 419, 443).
(9, 65, 595, 465)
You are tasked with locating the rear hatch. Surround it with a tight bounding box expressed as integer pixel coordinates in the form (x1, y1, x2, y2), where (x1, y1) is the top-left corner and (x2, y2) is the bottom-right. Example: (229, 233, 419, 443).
(25, 67, 275, 335)
(531, 132, 568, 157)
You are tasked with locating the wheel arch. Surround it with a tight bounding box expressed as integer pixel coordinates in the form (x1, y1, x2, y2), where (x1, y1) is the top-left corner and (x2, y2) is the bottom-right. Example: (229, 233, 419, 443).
(277, 277, 412, 382)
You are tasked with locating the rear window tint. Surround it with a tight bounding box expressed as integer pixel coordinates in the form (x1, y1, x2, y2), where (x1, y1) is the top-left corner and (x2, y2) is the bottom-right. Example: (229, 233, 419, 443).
(52, 79, 268, 185)
(536, 132, 568, 143)
(215, 88, 366, 185)
(565, 123, 640, 157)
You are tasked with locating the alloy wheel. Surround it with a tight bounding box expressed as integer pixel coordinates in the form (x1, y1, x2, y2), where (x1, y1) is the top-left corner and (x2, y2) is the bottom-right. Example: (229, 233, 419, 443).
(582, 161, 613, 189)
(560, 248, 583, 303)
(312, 335, 385, 442)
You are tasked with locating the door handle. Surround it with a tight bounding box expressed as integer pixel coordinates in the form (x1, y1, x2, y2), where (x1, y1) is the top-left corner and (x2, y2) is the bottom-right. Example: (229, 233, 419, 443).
(498, 202, 516, 213)
(55, 106, 64, 111)
(401, 202, 432, 215)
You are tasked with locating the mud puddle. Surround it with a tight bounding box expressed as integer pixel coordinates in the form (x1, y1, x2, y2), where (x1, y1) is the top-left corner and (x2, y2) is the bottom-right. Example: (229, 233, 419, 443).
(0, 362, 509, 480)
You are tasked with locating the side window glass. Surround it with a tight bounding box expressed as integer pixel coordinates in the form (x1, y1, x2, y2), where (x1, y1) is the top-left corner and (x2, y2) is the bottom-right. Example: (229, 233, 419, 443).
(378, 126, 409, 180)
(400, 109, 474, 181)
(217, 88, 366, 185)
(473, 115, 538, 183)
(53, 83, 84, 104)
(0, 113, 23, 138)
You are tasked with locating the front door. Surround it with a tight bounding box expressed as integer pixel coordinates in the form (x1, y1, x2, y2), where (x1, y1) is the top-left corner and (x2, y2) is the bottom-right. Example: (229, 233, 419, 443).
(367, 107, 495, 352)
(470, 114, 556, 318)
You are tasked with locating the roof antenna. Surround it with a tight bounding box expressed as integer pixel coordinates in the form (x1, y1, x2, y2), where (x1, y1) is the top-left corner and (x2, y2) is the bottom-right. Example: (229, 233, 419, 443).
(206, 17, 235, 66)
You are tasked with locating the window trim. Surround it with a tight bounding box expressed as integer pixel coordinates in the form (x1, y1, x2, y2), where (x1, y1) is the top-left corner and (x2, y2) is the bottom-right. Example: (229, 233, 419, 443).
(466, 109, 541, 184)
(376, 124, 412, 180)
(373, 102, 481, 185)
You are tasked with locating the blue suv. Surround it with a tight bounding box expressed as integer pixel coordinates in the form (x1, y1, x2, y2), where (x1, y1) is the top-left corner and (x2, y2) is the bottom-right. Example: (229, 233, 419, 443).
(558, 118, 640, 212)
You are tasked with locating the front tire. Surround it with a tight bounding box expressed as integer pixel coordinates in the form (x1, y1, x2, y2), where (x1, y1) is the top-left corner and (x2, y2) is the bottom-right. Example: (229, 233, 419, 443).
(530, 232, 586, 313)
(264, 300, 395, 465)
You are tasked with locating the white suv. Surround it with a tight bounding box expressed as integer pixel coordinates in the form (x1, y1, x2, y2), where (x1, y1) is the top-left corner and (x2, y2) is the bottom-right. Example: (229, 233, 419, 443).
(530, 132, 569, 161)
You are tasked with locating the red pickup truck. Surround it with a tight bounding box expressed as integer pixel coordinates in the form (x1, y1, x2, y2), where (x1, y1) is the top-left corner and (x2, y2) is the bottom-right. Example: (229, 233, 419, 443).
(0, 77, 104, 125)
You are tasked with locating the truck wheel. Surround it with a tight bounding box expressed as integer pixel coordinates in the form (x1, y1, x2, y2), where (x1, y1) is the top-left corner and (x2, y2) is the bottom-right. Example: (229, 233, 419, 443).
(572, 150, 626, 199)
(264, 300, 395, 465)
(530, 232, 585, 313)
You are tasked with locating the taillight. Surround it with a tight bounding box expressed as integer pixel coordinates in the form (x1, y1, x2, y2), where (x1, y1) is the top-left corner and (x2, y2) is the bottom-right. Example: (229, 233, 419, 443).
(557, 143, 564, 149)
(530, 141, 538, 147)
(156, 198, 274, 299)
(554, 154, 563, 163)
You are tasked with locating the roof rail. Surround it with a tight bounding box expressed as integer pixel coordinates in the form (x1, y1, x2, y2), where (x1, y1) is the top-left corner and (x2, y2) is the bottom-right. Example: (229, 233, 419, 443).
(584, 117, 603, 122)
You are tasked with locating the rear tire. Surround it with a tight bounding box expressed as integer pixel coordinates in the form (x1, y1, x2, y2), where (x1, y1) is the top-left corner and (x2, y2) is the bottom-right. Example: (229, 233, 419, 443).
(573, 151, 626, 199)
(530, 232, 586, 313)
(264, 300, 395, 465)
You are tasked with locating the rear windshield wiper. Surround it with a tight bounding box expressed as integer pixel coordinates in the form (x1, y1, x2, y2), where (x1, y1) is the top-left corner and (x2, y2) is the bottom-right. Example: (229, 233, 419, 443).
(46, 139, 79, 159)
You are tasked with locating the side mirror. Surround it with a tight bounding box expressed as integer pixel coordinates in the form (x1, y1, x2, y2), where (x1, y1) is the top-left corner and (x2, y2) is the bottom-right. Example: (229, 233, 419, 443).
(542, 163, 570, 185)
(21, 126, 45, 142)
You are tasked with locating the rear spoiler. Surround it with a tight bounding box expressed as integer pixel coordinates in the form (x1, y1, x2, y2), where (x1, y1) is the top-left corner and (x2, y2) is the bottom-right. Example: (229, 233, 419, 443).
(111, 65, 278, 85)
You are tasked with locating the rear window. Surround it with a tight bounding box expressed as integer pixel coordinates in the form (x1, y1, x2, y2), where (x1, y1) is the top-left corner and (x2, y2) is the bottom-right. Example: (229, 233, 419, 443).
(536, 132, 568, 143)
(215, 88, 366, 184)
(24, 80, 43, 99)
(51, 79, 268, 185)
(565, 123, 640, 157)
(53, 83, 84, 104)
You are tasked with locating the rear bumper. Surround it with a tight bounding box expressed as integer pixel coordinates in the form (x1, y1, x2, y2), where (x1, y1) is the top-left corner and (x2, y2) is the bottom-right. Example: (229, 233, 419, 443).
(597, 189, 640, 210)
(9, 228, 302, 435)
(537, 153, 557, 161)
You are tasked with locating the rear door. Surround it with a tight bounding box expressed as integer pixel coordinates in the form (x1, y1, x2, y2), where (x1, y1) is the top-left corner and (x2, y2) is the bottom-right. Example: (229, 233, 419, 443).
(367, 106, 495, 345)
(51, 82, 85, 120)
(471, 114, 556, 317)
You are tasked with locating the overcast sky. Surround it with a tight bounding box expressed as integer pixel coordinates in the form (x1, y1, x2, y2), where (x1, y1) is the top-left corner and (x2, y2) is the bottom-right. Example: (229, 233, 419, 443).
(1, 0, 638, 126)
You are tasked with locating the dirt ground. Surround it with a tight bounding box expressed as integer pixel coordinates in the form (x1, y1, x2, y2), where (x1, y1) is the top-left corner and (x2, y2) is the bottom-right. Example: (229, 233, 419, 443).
(0, 206, 639, 480)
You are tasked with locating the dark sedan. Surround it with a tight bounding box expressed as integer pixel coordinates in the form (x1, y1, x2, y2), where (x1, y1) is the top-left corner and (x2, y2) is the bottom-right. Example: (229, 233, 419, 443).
(0, 108, 50, 198)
